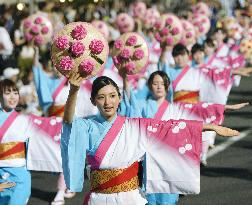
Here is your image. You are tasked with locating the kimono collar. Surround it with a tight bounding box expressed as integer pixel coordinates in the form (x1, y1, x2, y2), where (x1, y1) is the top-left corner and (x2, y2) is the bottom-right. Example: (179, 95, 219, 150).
(0, 108, 14, 113)
(97, 113, 118, 126)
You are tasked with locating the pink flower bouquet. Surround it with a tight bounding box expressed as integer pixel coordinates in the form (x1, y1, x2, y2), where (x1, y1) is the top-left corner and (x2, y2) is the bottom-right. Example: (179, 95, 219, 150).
(190, 14, 210, 38)
(91, 20, 109, 40)
(51, 22, 109, 79)
(180, 20, 196, 47)
(131, 2, 147, 20)
(153, 14, 183, 48)
(112, 32, 149, 75)
(115, 13, 135, 34)
(22, 13, 53, 46)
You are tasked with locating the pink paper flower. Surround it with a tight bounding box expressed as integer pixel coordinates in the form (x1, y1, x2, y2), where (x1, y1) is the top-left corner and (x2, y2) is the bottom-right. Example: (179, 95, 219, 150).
(202, 19, 207, 23)
(154, 21, 162, 29)
(171, 27, 179, 35)
(125, 61, 136, 74)
(59, 56, 73, 71)
(31, 25, 39, 34)
(89, 39, 104, 54)
(24, 32, 33, 41)
(166, 17, 173, 25)
(133, 48, 144, 60)
(194, 22, 200, 27)
(166, 36, 174, 45)
(154, 33, 162, 42)
(79, 59, 95, 74)
(114, 39, 123, 49)
(72, 25, 87, 40)
(55, 36, 69, 50)
(41, 26, 49, 34)
(34, 35, 43, 45)
(161, 27, 169, 36)
(34, 17, 43, 24)
(24, 19, 32, 29)
(186, 32, 192, 38)
(71, 41, 85, 57)
(112, 56, 120, 65)
(180, 39, 186, 45)
(199, 26, 204, 33)
(120, 48, 131, 59)
(126, 35, 137, 46)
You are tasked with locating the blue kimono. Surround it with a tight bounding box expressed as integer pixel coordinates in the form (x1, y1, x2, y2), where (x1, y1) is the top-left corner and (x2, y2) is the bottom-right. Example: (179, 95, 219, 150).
(0, 110, 31, 205)
(32, 65, 62, 113)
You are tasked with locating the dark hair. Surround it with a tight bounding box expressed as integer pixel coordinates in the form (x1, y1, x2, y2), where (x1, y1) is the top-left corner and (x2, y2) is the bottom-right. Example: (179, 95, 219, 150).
(191, 43, 204, 56)
(148, 71, 170, 92)
(91, 76, 121, 100)
(172, 43, 189, 57)
(204, 38, 215, 48)
(0, 79, 19, 96)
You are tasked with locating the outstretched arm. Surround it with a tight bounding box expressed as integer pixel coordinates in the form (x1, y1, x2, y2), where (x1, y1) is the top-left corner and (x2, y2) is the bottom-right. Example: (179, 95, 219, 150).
(232, 67, 252, 77)
(225, 102, 249, 111)
(63, 72, 84, 123)
(203, 124, 239, 137)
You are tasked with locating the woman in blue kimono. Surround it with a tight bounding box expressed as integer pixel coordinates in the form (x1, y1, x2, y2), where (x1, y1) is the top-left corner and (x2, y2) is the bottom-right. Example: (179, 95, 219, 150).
(61, 71, 239, 205)
(0, 79, 31, 205)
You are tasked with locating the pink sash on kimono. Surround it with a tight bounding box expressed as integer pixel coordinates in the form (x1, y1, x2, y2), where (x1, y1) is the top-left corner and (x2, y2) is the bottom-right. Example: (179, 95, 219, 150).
(84, 116, 126, 205)
(52, 77, 68, 101)
(172, 65, 190, 91)
(87, 115, 126, 169)
(207, 43, 225, 66)
(0, 111, 19, 142)
(154, 100, 169, 120)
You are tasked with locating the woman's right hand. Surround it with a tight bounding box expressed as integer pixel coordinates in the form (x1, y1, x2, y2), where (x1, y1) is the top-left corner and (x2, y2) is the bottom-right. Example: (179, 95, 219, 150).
(68, 71, 85, 88)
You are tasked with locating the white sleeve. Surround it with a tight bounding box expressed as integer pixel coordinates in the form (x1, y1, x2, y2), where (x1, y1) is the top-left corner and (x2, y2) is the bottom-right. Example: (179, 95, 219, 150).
(0, 27, 13, 55)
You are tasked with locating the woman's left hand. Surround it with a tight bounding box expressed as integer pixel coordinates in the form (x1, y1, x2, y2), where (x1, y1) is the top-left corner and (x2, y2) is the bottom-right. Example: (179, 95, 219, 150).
(203, 124, 240, 137)
(225, 102, 249, 110)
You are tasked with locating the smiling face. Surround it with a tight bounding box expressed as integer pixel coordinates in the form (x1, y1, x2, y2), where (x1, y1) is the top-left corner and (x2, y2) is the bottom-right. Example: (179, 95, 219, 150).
(0, 87, 19, 111)
(150, 74, 167, 99)
(93, 84, 121, 121)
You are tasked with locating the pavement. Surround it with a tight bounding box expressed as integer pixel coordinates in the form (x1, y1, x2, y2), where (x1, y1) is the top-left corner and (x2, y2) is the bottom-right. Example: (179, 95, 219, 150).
(28, 75, 252, 205)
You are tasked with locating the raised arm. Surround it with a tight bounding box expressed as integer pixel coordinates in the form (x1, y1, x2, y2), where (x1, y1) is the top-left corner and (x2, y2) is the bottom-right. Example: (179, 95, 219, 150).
(63, 72, 84, 123)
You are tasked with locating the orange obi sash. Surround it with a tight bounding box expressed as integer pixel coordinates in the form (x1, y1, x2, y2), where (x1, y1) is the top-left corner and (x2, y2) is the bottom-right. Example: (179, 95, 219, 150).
(90, 162, 139, 194)
(174, 91, 199, 103)
(48, 105, 65, 117)
(0, 142, 26, 160)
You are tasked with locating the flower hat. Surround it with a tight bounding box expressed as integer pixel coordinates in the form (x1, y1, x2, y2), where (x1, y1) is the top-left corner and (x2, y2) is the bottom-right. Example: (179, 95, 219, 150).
(91, 20, 109, 40)
(112, 32, 149, 75)
(131, 2, 147, 20)
(192, 2, 212, 17)
(180, 19, 196, 47)
(191, 14, 210, 38)
(154, 13, 183, 47)
(22, 13, 53, 46)
(51, 22, 109, 79)
(115, 13, 135, 34)
(143, 8, 160, 29)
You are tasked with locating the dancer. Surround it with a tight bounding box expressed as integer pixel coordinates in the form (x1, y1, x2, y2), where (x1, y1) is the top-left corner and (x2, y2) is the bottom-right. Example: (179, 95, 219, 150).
(61, 72, 239, 205)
